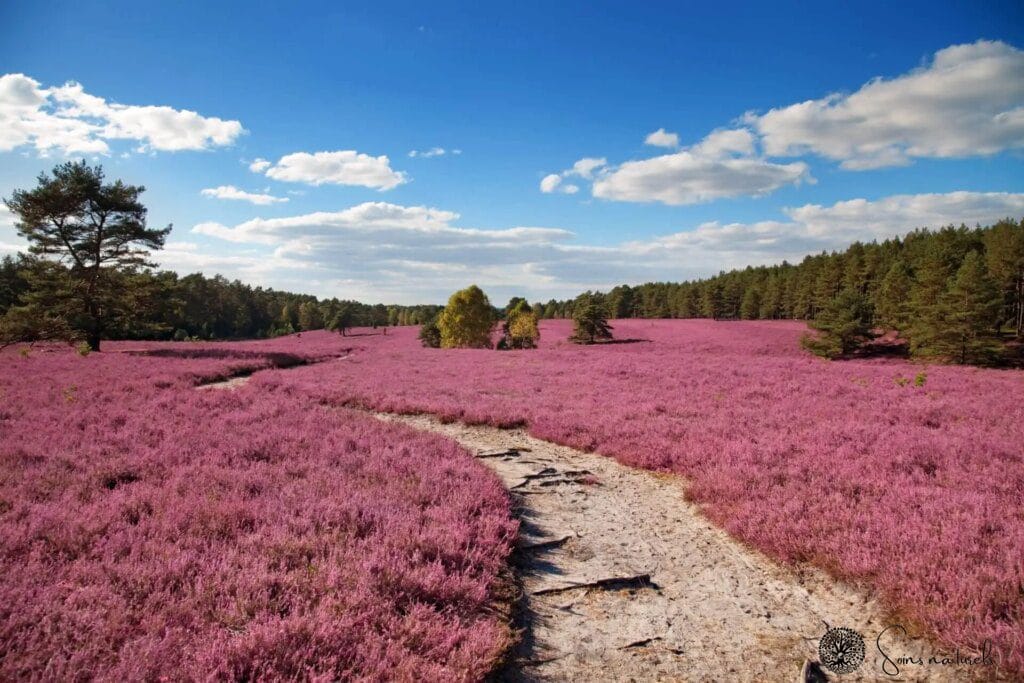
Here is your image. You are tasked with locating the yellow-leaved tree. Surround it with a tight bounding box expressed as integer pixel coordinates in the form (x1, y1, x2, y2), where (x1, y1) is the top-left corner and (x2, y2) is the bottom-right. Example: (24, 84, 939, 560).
(438, 285, 496, 348)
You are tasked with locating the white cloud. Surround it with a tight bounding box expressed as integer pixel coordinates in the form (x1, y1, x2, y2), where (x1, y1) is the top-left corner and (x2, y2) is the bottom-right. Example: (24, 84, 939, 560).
(592, 152, 810, 205)
(747, 40, 1024, 169)
(408, 147, 447, 158)
(547, 128, 809, 206)
(540, 157, 606, 195)
(540, 173, 563, 193)
(248, 158, 271, 173)
(0, 73, 245, 156)
(178, 191, 1024, 303)
(570, 157, 607, 179)
(692, 128, 756, 157)
(258, 150, 408, 190)
(644, 128, 679, 148)
(200, 185, 288, 205)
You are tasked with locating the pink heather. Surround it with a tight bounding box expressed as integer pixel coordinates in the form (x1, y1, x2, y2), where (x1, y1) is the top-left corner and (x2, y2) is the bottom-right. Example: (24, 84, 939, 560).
(261, 321, 1023, 674)
(0, 335, 517, 680)
(2, 320, 1022, 676)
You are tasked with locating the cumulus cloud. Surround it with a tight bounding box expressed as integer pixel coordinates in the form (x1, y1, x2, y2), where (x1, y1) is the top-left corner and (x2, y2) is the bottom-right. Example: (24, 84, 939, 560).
(0, 73, 245, 155)
(746, 40, 1024, 169)
(593, 152, 809, 206)
(539, 173, 579, 194)
(248, 158, 271, 173)
(540, 157, 606, 194)
(255, 150, 408, 190)
(547, 40, 1024, 205)
(590, 128, 809, 205)
(200, 185, 288, 205)
(644, 128, 679, 148)
(182, 191, 1024, 303)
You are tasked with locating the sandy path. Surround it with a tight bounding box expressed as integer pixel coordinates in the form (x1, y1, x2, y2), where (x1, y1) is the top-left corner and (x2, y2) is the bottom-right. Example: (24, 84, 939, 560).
(375, 413, 988, 683)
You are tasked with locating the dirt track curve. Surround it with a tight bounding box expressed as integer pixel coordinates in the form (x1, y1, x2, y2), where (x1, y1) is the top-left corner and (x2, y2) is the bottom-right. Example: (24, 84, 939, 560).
(375, 413, 989, 683)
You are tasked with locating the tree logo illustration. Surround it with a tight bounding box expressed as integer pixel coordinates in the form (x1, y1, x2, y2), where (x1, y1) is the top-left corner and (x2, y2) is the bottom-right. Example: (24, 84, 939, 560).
(818, 623, 866, 674)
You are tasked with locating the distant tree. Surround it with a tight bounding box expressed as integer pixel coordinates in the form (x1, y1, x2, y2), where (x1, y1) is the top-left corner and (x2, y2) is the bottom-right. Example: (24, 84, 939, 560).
(571, 293, 613, 344)
(329, 304, 355, 336)
(2, 162, 170, 350)
(438, 285, 495, 348)
(297, 301, 323, 331)
(924, 251, 1003, 364)
(418, 316, 442, 348)
(740, 287, 761, 320)
(498, 299, 539, 349)
(801, 287, 871, 359)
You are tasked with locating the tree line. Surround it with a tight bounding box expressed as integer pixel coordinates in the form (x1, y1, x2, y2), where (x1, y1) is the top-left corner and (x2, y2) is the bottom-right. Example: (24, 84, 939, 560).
(532, 219, 1024, 365)
(0, 162, 441, 349)
(3, 162, 1021, 365)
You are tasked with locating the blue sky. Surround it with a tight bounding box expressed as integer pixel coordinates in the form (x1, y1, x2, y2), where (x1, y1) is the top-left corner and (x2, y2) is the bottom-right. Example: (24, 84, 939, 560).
(1, 1, 1023, 304)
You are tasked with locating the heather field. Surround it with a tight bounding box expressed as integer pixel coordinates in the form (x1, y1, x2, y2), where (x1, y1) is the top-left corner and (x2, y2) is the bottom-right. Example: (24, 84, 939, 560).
(258, 320, 1024, 675)
(0, 337, 516, 681)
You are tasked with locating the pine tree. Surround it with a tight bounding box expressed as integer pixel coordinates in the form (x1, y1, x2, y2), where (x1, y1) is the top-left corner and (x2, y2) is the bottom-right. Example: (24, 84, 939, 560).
(983, 218, 1024, 338)
(926, 252, 1002, 364)
(3, 162, 170, 350)
(740, 287, 761, 320)
(571, 293, 613, 344)
(800, 288, 871, 359)
(875, 258, 913, 332)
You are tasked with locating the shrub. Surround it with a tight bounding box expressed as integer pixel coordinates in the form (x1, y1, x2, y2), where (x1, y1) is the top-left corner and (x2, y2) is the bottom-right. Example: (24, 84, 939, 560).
(418, 317, 442, 348)
(76, 342, 92, 356)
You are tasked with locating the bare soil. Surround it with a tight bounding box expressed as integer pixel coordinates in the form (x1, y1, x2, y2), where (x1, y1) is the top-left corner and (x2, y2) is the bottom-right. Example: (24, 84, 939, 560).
(375, 413, 990, 683)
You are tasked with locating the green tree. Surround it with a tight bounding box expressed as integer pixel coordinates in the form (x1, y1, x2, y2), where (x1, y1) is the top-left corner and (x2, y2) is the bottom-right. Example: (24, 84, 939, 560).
(800, 288, 871, 359)
(438, 285, 495, 348)
(418, 316, 442, 348)
(329, 304, 355, 336)
(925, 251, 1003, 364)
(3, 162, 170, 350)
(740, 287, 761, 320)
(983, 218, 1024, 338)
(571, 292, 613, 344)
(297, 301, 323, 331)
(874, 258, 914, 331)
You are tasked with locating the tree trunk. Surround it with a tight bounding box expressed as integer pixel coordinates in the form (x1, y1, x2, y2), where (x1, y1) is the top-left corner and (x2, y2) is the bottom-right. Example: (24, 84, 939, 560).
(87, 332, 101, 352)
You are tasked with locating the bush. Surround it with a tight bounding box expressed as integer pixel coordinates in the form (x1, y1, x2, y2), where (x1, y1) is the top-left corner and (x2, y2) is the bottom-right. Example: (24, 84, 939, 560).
(419, 317, 442, 348)
(76, 342, 92, 357)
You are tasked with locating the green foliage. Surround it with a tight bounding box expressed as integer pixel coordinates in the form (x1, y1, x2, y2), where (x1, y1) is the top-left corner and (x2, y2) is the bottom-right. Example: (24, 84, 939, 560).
(76, 341, 92, 356)
(800, 288, 871, 359)
(418, 317, 442, 348)
(875, 258, 913, 331)
(438, 285, 496, 348)
(571, 292, 613, 344)
(2, 162, 170, 350)
(914, 251, 1003, 365)
(914, 371, 927, 387)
